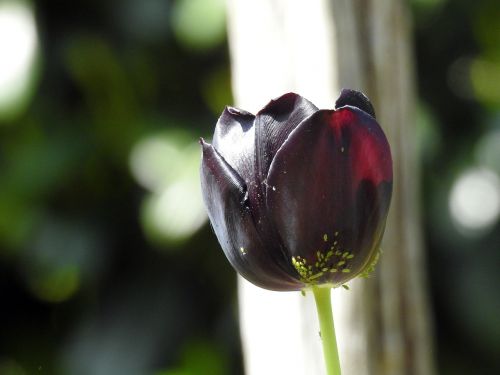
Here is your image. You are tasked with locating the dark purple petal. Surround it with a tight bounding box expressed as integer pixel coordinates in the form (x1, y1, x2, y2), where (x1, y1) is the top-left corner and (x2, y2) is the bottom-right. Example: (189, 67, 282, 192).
(265, 107, 392, 286)
(200, 139, 303, 291)
(248, 93, 318, 230)
(254, 93, 318, 183)
(335, 88, 376, 118)
(212, 106, 256, 183)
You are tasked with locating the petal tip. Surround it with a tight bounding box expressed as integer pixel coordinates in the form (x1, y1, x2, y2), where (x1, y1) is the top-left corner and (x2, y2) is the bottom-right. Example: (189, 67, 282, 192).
(335, 89, 376, 119)
(225, 106, 253, 117)
(199, 138, 212, 153)
(258, 92, 301, 115)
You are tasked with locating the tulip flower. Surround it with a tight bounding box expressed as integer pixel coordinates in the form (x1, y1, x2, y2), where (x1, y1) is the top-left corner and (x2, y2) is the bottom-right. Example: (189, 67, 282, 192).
(200, 89, 392, 291)
(200, 89, 392, 375)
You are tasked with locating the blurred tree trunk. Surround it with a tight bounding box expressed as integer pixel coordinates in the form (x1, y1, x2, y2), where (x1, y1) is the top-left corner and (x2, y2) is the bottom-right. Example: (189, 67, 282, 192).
(226, 1, 436, 375)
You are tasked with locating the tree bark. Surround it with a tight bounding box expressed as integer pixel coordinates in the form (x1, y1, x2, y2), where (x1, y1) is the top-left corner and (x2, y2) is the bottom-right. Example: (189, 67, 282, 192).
(227, 1, 436, 374)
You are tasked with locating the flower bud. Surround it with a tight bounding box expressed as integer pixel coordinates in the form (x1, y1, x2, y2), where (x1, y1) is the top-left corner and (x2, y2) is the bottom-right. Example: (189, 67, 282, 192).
(200, 90, 392, 291)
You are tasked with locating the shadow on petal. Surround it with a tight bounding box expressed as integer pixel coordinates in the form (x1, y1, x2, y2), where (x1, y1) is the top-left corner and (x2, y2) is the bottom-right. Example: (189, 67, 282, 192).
(200, 140, 302, 291)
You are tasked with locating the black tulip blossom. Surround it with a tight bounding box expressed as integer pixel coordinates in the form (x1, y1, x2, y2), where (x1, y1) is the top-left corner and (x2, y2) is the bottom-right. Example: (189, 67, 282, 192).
(200, 89, 392, 291)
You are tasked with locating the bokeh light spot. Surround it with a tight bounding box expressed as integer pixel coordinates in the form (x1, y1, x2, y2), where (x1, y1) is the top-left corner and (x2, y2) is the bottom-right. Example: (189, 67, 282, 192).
(171, 0, 226, 51)
(154, 339, 229, 375)
(130, 133, 207, 245)
(470, 58, 500, 107)
(449, 167, 500, 235)
(130, 135, 182, 193)
(142, 174, 206, 244)
(29, 266, 80, 303)
(117, 0, 171, 42)
(0, 1, 38, 120)
(475, 128, 500, 175)
(447, 57, 474, 100)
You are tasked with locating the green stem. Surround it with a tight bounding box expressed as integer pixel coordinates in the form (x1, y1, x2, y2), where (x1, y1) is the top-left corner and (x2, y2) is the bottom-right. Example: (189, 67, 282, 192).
(312, 286, 341, 375)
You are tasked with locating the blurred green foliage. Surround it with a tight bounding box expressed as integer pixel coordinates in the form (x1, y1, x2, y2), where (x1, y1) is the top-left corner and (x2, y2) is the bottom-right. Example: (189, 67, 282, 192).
(0, 0, 239, 374)
(414, 0, 500, 373)
(0, 0, 498, 374)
